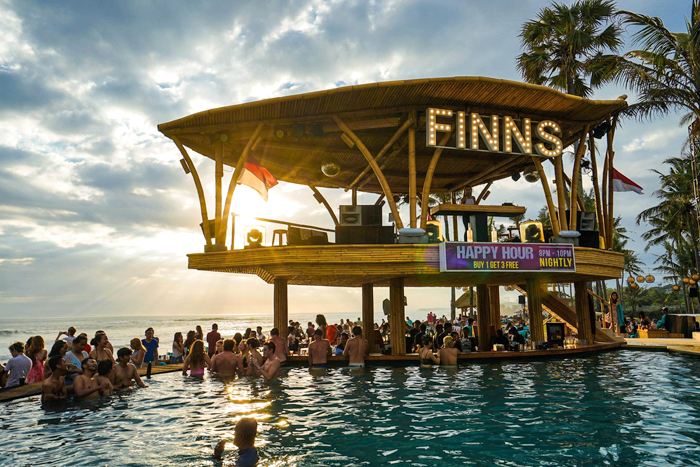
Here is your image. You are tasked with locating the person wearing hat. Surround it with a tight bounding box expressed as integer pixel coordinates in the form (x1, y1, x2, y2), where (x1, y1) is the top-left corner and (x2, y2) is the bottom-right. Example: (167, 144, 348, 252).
(657, 306, 668, 330)
(438, 336, 460, 367)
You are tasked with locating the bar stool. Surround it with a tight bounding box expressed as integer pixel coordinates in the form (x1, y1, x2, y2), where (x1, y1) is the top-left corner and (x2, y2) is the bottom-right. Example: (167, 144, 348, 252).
(272, 229, 288, 246)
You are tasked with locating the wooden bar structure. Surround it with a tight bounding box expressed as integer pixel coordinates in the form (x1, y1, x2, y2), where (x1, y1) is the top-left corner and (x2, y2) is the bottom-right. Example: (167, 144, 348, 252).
(158, 77, 628, 357)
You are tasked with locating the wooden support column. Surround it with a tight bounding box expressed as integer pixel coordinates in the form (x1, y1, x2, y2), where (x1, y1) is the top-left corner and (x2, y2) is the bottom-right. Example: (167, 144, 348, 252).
(214, 141, 224, 248)
(273, 278, 288, 335)
(476, 284, 492, 349)
(408, 112, 417, 228)
(488, 286, 501, 329)
(352, 187, 358, 206)
(553, 157, 568, 231)
(606, 117, 618, 249)
(588, 133, 606, 244)
(362, 284, 375, 352)
(574, 281, 594, 344)
(419, 131, 453, 229)
(526, 278, 545, 345)
(569, 126, 590, 233)
(451, 191, 459, 242)
(389, 277, 406, 355)
(309, 185, 339, 226)
(532, 157, 560, 236)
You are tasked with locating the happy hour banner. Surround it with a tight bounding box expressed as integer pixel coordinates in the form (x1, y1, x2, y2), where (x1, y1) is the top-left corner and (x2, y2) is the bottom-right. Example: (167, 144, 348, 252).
(439, 242, 576, 272)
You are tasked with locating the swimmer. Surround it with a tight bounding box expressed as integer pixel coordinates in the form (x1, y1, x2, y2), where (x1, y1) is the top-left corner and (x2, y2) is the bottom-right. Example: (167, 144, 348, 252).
(438, 336, 459, 367)
(244, 338, 263, 376)
(252, 341, 280, 381)
(343, 326, 369, 367)
(113, 347, 147, 388)
(41, 355, 67, 404)
(94, 359, 115, 396)
(211, 339, 244, 377)
(182, 340, 211, 378)
(73, 358, 110, 400)
(419, 336, 440, 367)
(213, 417, 259, 466)
(308, 328, 331, 369)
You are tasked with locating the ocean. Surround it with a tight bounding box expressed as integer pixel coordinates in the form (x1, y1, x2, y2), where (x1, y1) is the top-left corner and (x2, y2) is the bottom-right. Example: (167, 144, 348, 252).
(0, 311, 390, 362)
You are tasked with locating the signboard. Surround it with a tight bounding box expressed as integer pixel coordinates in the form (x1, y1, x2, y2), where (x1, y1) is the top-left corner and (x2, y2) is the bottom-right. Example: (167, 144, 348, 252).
(439, 242, 575, 273)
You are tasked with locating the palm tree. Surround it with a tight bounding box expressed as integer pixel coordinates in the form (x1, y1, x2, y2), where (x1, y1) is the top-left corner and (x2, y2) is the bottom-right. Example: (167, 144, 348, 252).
(615, 2, 700, 145)
(517, 0, 623, 97)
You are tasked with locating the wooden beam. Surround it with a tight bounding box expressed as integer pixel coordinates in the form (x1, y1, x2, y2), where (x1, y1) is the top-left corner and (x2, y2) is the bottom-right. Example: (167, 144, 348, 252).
(408, 112, 417, 228)
(362, 284, 375, 352)
(532, 157, 560, 236)
(588, 132, 606, 243)
(333, 115, 404, 230)
(574, 281, 593, 343)
(569, 125, 590, 234)
(309, 185, 339, 226)
(489, 286, 501, 329)
(606, 116, 618, 249)
(230, 213, 335, 233)
(389, 277, 406, 355)
(527, 278, 544, 345)
(355, 138, 409, 191)
(219, 123, 264, 248)
(458, 156, 528, 190)
(171, 136, 213, 248)
(476, 284, 492, 349)
(214, 141, 224, 247)
(475, 182, 492, 204)
(553, 157, 568, 233)
(419, 131, 452, 229)
(274, 278, 288, 335)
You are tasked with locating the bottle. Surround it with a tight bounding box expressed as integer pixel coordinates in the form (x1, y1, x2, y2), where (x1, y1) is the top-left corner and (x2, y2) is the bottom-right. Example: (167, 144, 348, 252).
(491, 227, 498, 242)
(467, 225, 474, 242)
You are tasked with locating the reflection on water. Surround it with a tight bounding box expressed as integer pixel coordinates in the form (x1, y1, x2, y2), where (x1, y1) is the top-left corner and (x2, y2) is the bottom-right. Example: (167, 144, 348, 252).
(2, 350, 700, 466)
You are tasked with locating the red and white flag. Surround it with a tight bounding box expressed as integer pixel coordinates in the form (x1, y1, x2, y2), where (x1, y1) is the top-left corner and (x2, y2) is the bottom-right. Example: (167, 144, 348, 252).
(237, 155, 278, 201)
(612, 168, 643, 195)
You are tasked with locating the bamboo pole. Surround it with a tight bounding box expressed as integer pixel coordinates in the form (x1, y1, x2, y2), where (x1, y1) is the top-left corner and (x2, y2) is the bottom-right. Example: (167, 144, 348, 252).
(389, 277, 406, 355)
(419, 132, 452, 229)
(606, 116, 618, 249)
(362, 284, 375, 352)
(476, 284, 493, 348)
(346, 117, 414, 191)
(532, 157, 560, 236)
(408, 121, 417, 229)
(171, 136, 213, 247)
(451, 191, 459, 242)
(219, 123, 264, 247)
(333, 115, 404, 229)
(569, 126, 590, 234)
(214, 141, 224, 247)
(454, 155, 522, 192)
(588, 132, 607, 244)
(554, 157, 568, 231)
(527, 278, 545, 345)
(476, 182, 492, 204)
(309, 185, 339, 226)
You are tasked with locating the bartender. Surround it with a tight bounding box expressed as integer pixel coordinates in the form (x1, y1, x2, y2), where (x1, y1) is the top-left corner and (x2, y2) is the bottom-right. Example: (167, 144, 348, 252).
(461, 186, 477, 241)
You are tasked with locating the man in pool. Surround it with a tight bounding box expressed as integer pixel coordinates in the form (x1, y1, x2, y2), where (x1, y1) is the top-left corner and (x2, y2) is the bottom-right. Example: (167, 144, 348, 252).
(268, 328, 288, 366)
(308, 328, 331, 368)
(95, 359, 114, 396)
(113, 347, 147, 388)
(343, 326, 369, 367)
(73, 358, 110, 400)
(252, 341, 280, 381)
(211, 339, 244, 377)
(41, 355, 67, 404)
(438, 336, 460, 367)
(213, 417, 259, 465)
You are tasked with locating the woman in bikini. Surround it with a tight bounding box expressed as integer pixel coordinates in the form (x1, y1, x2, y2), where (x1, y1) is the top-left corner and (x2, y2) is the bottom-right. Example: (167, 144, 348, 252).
(182, 340, 211, 378)
(129, 337, 147, 368)
(89, 333, 116, 364)
(419, 335, 440, 368)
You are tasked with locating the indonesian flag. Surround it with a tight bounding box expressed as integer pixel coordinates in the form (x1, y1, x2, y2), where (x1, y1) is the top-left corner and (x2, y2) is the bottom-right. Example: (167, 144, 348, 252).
(237, 155, 278, 201)
(612, 168, 643, 195)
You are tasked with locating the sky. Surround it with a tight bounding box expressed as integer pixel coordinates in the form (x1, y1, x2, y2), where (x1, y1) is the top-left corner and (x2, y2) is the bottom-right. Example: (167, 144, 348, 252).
(0, 0, 691, 319)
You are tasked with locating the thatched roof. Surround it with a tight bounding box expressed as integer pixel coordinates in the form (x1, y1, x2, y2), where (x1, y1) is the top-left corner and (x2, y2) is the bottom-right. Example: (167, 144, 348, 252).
(158, 77, 626, 194)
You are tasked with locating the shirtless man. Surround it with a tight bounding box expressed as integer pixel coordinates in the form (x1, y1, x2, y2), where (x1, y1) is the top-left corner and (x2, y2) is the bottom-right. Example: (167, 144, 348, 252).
(268, 328, 288, 366)
(211, 339, 244, 377)
(252, 342, 281, 381)
(245, 338, 263, 376)
(308, 329, 331, 369)
(343, 326, 369, 367)
(438, 336, 460, 367)
(73, 358, 110, 400)
(113, 347, 147, 388)
(95, 360, 115, 396)
(41, 355, 67, 404)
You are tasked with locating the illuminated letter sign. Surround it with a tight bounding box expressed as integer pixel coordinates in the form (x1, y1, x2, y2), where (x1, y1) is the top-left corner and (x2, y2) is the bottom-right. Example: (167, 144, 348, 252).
(439, 242, 576, 272)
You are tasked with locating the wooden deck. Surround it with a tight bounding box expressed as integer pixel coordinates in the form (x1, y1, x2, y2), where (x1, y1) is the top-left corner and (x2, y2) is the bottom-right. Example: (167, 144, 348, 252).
(0, 343, 622, 403)
(187, 244, 624, 287)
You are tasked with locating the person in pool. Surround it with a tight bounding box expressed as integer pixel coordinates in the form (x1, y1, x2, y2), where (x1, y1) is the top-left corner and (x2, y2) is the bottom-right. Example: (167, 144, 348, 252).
(438, 336, 460, 367)
(419, 336, 440, 367)
(95, 360, 114, 396)
(41, 355, 67, 404)
(252, 341, 280, 381)
(182, 340, 211, 378)
(113, 347, 147, 388)
(244, 338, 263, 376)
(129, 337, 146, 369)
(73, 358, 109, 400)
(211, 339, 244, 378)
(343, 326, 369, 367)
(213, 417, 259, 465)
(308, 328, 331, 369)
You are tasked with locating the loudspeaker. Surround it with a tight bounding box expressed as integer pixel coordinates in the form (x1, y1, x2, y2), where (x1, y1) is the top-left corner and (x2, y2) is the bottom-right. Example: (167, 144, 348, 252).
(690, 287, 699, 298)
(578, 230, 600, 248)
(288, 227, 329, 246)
(566, 210, 597, 232)
(335, 225, 394, 244)
(339, 205, 382, 226)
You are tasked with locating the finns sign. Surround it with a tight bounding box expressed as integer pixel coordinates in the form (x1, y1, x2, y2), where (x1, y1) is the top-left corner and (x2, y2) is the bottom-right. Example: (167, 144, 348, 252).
(426, 108, 564, 157)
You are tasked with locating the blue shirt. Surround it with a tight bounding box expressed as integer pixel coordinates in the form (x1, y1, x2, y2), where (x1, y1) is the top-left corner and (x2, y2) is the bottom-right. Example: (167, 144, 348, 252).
(236, 447, 259, 467)
(142, 338, 159, 363)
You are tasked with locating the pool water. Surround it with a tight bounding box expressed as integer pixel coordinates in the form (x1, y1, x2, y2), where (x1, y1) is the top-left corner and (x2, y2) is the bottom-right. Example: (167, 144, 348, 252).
(2, 350, 700, 466)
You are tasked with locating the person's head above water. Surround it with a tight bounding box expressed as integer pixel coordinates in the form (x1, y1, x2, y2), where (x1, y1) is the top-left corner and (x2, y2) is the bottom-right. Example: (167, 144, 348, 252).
(223, 339, 235, 352)
(234, 417, 258, 449)
(313, 329, 323, 339)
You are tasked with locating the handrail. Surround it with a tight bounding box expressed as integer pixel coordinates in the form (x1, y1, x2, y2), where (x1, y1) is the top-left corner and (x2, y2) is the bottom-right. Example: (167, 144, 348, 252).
(231, 213, 335, 233)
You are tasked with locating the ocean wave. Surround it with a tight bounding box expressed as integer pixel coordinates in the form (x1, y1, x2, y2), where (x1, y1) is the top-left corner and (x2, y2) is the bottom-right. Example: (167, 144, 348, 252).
(0, 330, 21, 336)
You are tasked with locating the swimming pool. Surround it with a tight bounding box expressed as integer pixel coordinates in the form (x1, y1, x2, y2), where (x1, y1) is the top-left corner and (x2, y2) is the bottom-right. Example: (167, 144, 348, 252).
(2, 350, 700, 466)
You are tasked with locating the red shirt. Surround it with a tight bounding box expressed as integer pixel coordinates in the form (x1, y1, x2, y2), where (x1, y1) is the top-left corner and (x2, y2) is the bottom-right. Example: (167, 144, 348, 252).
(326, 326, 338, 345)
(206, 331, 221, 354)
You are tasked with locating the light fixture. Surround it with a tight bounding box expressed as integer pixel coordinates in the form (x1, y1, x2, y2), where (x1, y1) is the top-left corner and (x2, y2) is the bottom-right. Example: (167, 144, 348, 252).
(692, 274, 700, 281)
(511, 171, 521, 182)
(636, 275, 645, 283)
(274, 126, 286, 139)
(321, 159, 341, 178)
(683, 277, 690, 284)
(523, 166, 539, 183)
(627, 276, 636, 284)
(244, 225, 265, 248)
(593, 121, 612, 139)
(310, 123, 325, 137)
(645, 274, 655, 283)
(630, 282, 640, 290)
(691, 279, 697, 285)
(672, 284, 680, 291)
(219, 133, 229, 142)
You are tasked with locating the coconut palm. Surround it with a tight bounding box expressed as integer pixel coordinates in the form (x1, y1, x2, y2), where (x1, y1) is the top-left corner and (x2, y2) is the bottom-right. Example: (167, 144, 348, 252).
(517, 0, 623, 97)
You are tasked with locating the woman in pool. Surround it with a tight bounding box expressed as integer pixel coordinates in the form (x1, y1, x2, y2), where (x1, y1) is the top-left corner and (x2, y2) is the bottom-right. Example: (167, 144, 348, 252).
(243, 328, 252, 340)
(195, 325, 204, 341)
(26, 335, 47, 384)
(172, 332, 185, 364)
(419, 336, 440, 367)
(130, 337, 147, 368)
(182, 340, 211, 378)
(90, 333, 116, 364)
(183, 330, 196, 355)
(43, 340, 68, 378)
(233, 333, 243, 351)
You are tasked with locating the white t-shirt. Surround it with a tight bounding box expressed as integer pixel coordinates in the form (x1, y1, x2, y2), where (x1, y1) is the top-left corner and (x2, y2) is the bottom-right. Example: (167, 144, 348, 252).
(61, 335, 75, 344)
(5, 354, 32, 387)
(172, 342, 183, 358)
(64, 350, 89, 381)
